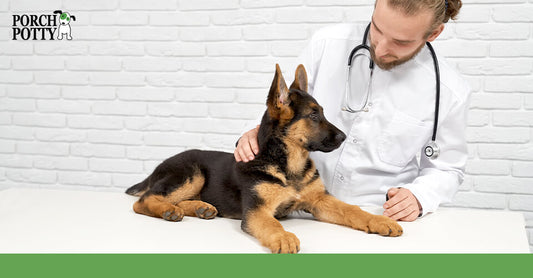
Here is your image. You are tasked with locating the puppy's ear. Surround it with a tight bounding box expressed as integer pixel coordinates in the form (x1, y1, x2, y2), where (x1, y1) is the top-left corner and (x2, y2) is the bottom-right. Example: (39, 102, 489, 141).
(267, 64, 293, 122)
(289, 64, 308, 92)
(54, 10, 63, 15)
(70, 15, 76, 21)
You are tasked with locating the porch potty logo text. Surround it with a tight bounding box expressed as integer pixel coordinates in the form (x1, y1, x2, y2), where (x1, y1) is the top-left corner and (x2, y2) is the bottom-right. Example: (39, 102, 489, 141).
(12, 10, 76, 40)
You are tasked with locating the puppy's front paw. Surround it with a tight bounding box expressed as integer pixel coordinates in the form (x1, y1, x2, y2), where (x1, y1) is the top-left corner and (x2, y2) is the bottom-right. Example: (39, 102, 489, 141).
(367, 215, 403, 237)
(266, 231, 300, 254)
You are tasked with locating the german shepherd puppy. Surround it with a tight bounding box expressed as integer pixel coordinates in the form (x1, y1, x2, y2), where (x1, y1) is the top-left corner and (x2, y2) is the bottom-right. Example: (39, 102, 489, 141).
(126, 64, 403, 253)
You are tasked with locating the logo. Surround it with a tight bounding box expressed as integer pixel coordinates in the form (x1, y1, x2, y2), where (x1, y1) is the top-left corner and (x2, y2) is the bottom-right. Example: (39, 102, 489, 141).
(12, 10, 76, 41)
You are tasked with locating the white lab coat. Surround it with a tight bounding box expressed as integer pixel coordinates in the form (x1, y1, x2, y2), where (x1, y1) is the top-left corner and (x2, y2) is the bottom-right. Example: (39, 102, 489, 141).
(249, 24, 471, 216)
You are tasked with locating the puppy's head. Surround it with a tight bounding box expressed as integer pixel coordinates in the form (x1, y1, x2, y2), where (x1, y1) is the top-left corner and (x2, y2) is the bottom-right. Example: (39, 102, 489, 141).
(266, 64, 346, 152)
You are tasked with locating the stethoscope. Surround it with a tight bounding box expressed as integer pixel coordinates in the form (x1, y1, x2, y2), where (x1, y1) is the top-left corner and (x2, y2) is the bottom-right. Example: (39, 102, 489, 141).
(342, 23, 441, 160)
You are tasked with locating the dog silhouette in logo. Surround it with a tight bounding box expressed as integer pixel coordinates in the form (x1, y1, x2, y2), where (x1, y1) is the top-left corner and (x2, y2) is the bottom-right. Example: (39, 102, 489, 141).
(54, 10, 76, 40)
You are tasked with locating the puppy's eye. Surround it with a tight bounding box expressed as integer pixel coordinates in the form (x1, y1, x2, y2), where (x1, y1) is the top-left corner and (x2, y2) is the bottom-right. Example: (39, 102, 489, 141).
(309, 112, 319, 122)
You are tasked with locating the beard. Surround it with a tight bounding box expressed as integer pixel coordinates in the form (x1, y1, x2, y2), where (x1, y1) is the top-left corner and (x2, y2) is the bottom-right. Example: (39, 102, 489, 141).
(369, 42, 425, 71)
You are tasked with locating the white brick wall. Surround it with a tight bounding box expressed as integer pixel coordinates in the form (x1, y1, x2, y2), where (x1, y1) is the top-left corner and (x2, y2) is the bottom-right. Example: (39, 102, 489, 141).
(1, 0, 532, 251)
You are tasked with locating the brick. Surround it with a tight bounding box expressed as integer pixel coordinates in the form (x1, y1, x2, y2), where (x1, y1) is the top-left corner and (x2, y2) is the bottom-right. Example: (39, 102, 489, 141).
(146, 72, 204, 87)
(63, 0, 119, 10)
(467, 110, 490, 127)
(271, 41, 308, 57)
(174, 88, 235, 103)
(434, 40, 489, 58)
(89, 72, 145, 86)
(276, 8, 343, 23)
(89, 158, 144, 173)
(13, 113, 66, 128)
(493, 112, 533, 127)
(474, 176, 533, 194)
(6, 169, 56, 184)
(211, 11, 274, 25)
(35, 72, 89, 85)
(58, 171, 112, 187)
(203, 134, 240, 150)
(150, 12, 209, 26)
(465, 159, 511, 175)
(35, 128, 86, 142)
(243, 25, 308, 41)
(467, 127, 530, 143)
(0, 42, 33, 55)
(241, 0, 303, 8)
(0, 112, 11, 125)
(126, 146, 183, 160)
(457, 59, 533, 76)
(0, 154, 33, 168)
(509, 195, 533, 212)
(456, 5, 491, 22)
(70, 143, 126, 158)
(93, 102, 147, 116)
(90, 42, 144, 56)
(180, 27, 242, 42)
(204, 72, 271, 88)
(87, 130, 144, 145)
(182, 118, 249, 134)
(493, 6, 533, 22)
(91, 12, 148, 26)
(456, 23, 530, 40)
(0, 126, 34, 140)
(208, 103, 264, 119)
(449, 192, 507, 210)
(122, 57, 181, 72)
(124, 117, 184, 132)
(147, 103, 208, 117)
(34, 156, 88, 171)
(11, 56, 64, 70)
(37, 100, 91, 114)
(66, 57, 122, 71)
(0, 71, 33, 84)
(182, 57, 245, 72)
(485, 77, 533, 93)
(490, 41, 533, 57)
(206, 42, 269, 57)
(145, 42, 205, 57)
(144, 132, 204, 147)
(116, 87, 175, 101)
(0, 140, 15, 153)
(7, 85, 60, 99)
(179, 0, 239, 10)
(35, 42, 89, 55)
(478, 144, 533, 161)
(17, 142, 69, 156)
(62, 86, 116, 100)
(10, 0, 62, 12)
(513, 162, 533, 177)
(469, 93, 522, 109)
(120, 27, 179, 41)
(0, 98, 36, 111)
(121, 0, 178, 10)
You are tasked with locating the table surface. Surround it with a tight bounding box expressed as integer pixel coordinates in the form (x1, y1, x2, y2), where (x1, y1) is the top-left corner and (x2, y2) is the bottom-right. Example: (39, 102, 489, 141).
(0, 187, 529, 253)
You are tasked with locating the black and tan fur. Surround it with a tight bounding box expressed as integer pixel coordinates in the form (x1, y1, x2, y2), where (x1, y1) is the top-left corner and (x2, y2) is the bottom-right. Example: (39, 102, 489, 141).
(126, 64, 403, 253)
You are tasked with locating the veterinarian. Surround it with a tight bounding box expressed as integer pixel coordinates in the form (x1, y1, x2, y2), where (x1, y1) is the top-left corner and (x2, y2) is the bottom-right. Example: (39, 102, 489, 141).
(235, 0, 469, 222)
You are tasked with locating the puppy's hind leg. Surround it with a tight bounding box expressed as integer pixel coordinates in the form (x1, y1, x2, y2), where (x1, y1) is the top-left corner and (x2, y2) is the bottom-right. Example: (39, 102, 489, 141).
(133, 195, 184, 222)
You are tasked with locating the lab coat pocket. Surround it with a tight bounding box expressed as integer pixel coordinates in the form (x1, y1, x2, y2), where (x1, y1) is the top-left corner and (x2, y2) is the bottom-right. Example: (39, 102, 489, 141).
(377, 111, 432, 168)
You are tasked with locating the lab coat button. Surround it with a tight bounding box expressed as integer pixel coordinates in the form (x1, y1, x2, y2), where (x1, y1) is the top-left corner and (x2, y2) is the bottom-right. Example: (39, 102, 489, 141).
(352, 138, 358, 144)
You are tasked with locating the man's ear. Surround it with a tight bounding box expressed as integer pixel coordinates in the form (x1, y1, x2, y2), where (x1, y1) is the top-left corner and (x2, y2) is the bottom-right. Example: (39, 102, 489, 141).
(289, 64, 308, 92)
(427, 24, 444, 42)
(266, 64, 292, 121)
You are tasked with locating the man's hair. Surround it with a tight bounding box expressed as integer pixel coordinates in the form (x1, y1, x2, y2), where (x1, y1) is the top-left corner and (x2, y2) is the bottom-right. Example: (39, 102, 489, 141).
(379, 0, 463, 37)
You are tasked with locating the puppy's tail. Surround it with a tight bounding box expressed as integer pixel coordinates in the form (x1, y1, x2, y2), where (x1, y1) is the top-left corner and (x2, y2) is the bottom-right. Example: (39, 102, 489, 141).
(125, 179, 149, 197)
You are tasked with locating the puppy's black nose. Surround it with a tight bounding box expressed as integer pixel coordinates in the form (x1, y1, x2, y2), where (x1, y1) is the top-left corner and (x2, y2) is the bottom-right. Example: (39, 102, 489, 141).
(335, 132, 346, 143)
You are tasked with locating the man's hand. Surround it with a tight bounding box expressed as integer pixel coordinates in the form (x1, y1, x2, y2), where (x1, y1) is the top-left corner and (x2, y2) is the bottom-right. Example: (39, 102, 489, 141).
(234, 125, 260, 162)
(383, 188, 422, 222)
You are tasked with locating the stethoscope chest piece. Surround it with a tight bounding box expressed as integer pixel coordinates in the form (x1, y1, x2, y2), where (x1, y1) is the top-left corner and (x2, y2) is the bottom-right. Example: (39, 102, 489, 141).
(424, 141, 440, 159)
